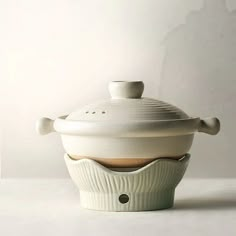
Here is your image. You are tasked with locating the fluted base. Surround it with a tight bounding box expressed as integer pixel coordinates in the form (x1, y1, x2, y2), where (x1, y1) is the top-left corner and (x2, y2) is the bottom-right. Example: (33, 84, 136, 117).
(64, 154, 190, 212)
(80, 190, 175, 211)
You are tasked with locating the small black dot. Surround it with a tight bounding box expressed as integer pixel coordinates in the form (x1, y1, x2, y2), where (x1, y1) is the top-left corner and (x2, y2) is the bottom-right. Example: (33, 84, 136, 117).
(119, 194, 129, 204)
(102, 111, 106, 114)
(85, 111, 89, 114)
(92, 111, 96, 114)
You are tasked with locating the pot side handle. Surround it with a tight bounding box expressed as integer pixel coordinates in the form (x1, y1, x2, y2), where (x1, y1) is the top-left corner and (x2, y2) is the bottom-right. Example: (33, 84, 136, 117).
(198, 117, 220, 135)
(36, 117, 55, 135)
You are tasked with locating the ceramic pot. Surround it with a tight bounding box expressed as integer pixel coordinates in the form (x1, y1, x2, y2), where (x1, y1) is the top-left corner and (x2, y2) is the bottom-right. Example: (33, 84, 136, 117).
(36, 81, 220, 166)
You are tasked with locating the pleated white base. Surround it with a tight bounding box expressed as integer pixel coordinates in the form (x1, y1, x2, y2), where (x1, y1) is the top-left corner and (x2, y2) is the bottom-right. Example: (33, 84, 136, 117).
(64, 154, 190, 211)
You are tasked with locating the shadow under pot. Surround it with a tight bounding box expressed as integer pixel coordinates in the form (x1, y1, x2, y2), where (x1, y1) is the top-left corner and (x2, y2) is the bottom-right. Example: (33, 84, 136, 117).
(36, 81, 220, 168)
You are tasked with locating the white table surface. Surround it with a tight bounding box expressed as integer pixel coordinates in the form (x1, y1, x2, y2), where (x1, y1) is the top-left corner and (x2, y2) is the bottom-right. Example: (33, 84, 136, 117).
(0, 178, 236, 236)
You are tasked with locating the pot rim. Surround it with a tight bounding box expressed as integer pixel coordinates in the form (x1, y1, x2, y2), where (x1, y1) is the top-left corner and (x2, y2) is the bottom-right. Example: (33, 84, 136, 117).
(53, 115, 201, 137)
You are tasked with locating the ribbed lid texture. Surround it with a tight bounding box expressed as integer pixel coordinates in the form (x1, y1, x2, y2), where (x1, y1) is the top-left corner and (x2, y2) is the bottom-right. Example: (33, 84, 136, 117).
(66, 81, 189, 121)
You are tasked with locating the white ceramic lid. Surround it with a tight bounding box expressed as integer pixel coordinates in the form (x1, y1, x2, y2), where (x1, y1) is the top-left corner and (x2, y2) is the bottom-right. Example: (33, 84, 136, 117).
(37, 81, 220, 136)
(66, 81, 189, 122)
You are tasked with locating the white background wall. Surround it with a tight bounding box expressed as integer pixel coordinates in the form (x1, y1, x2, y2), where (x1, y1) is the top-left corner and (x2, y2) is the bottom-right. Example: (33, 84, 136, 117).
(1, 0, 235, 178)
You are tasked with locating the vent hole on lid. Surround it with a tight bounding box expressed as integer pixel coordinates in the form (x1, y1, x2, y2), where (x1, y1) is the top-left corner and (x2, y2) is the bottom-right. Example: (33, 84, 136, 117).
(85, 111, 89, 114)
(119, 194, 129, 204)
(102, 111, 106, 114)
(92, 111, 96, 114)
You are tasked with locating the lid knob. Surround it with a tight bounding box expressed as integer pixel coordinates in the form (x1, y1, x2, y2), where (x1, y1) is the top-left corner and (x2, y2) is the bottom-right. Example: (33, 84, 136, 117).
(109, 81, 144, 99)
